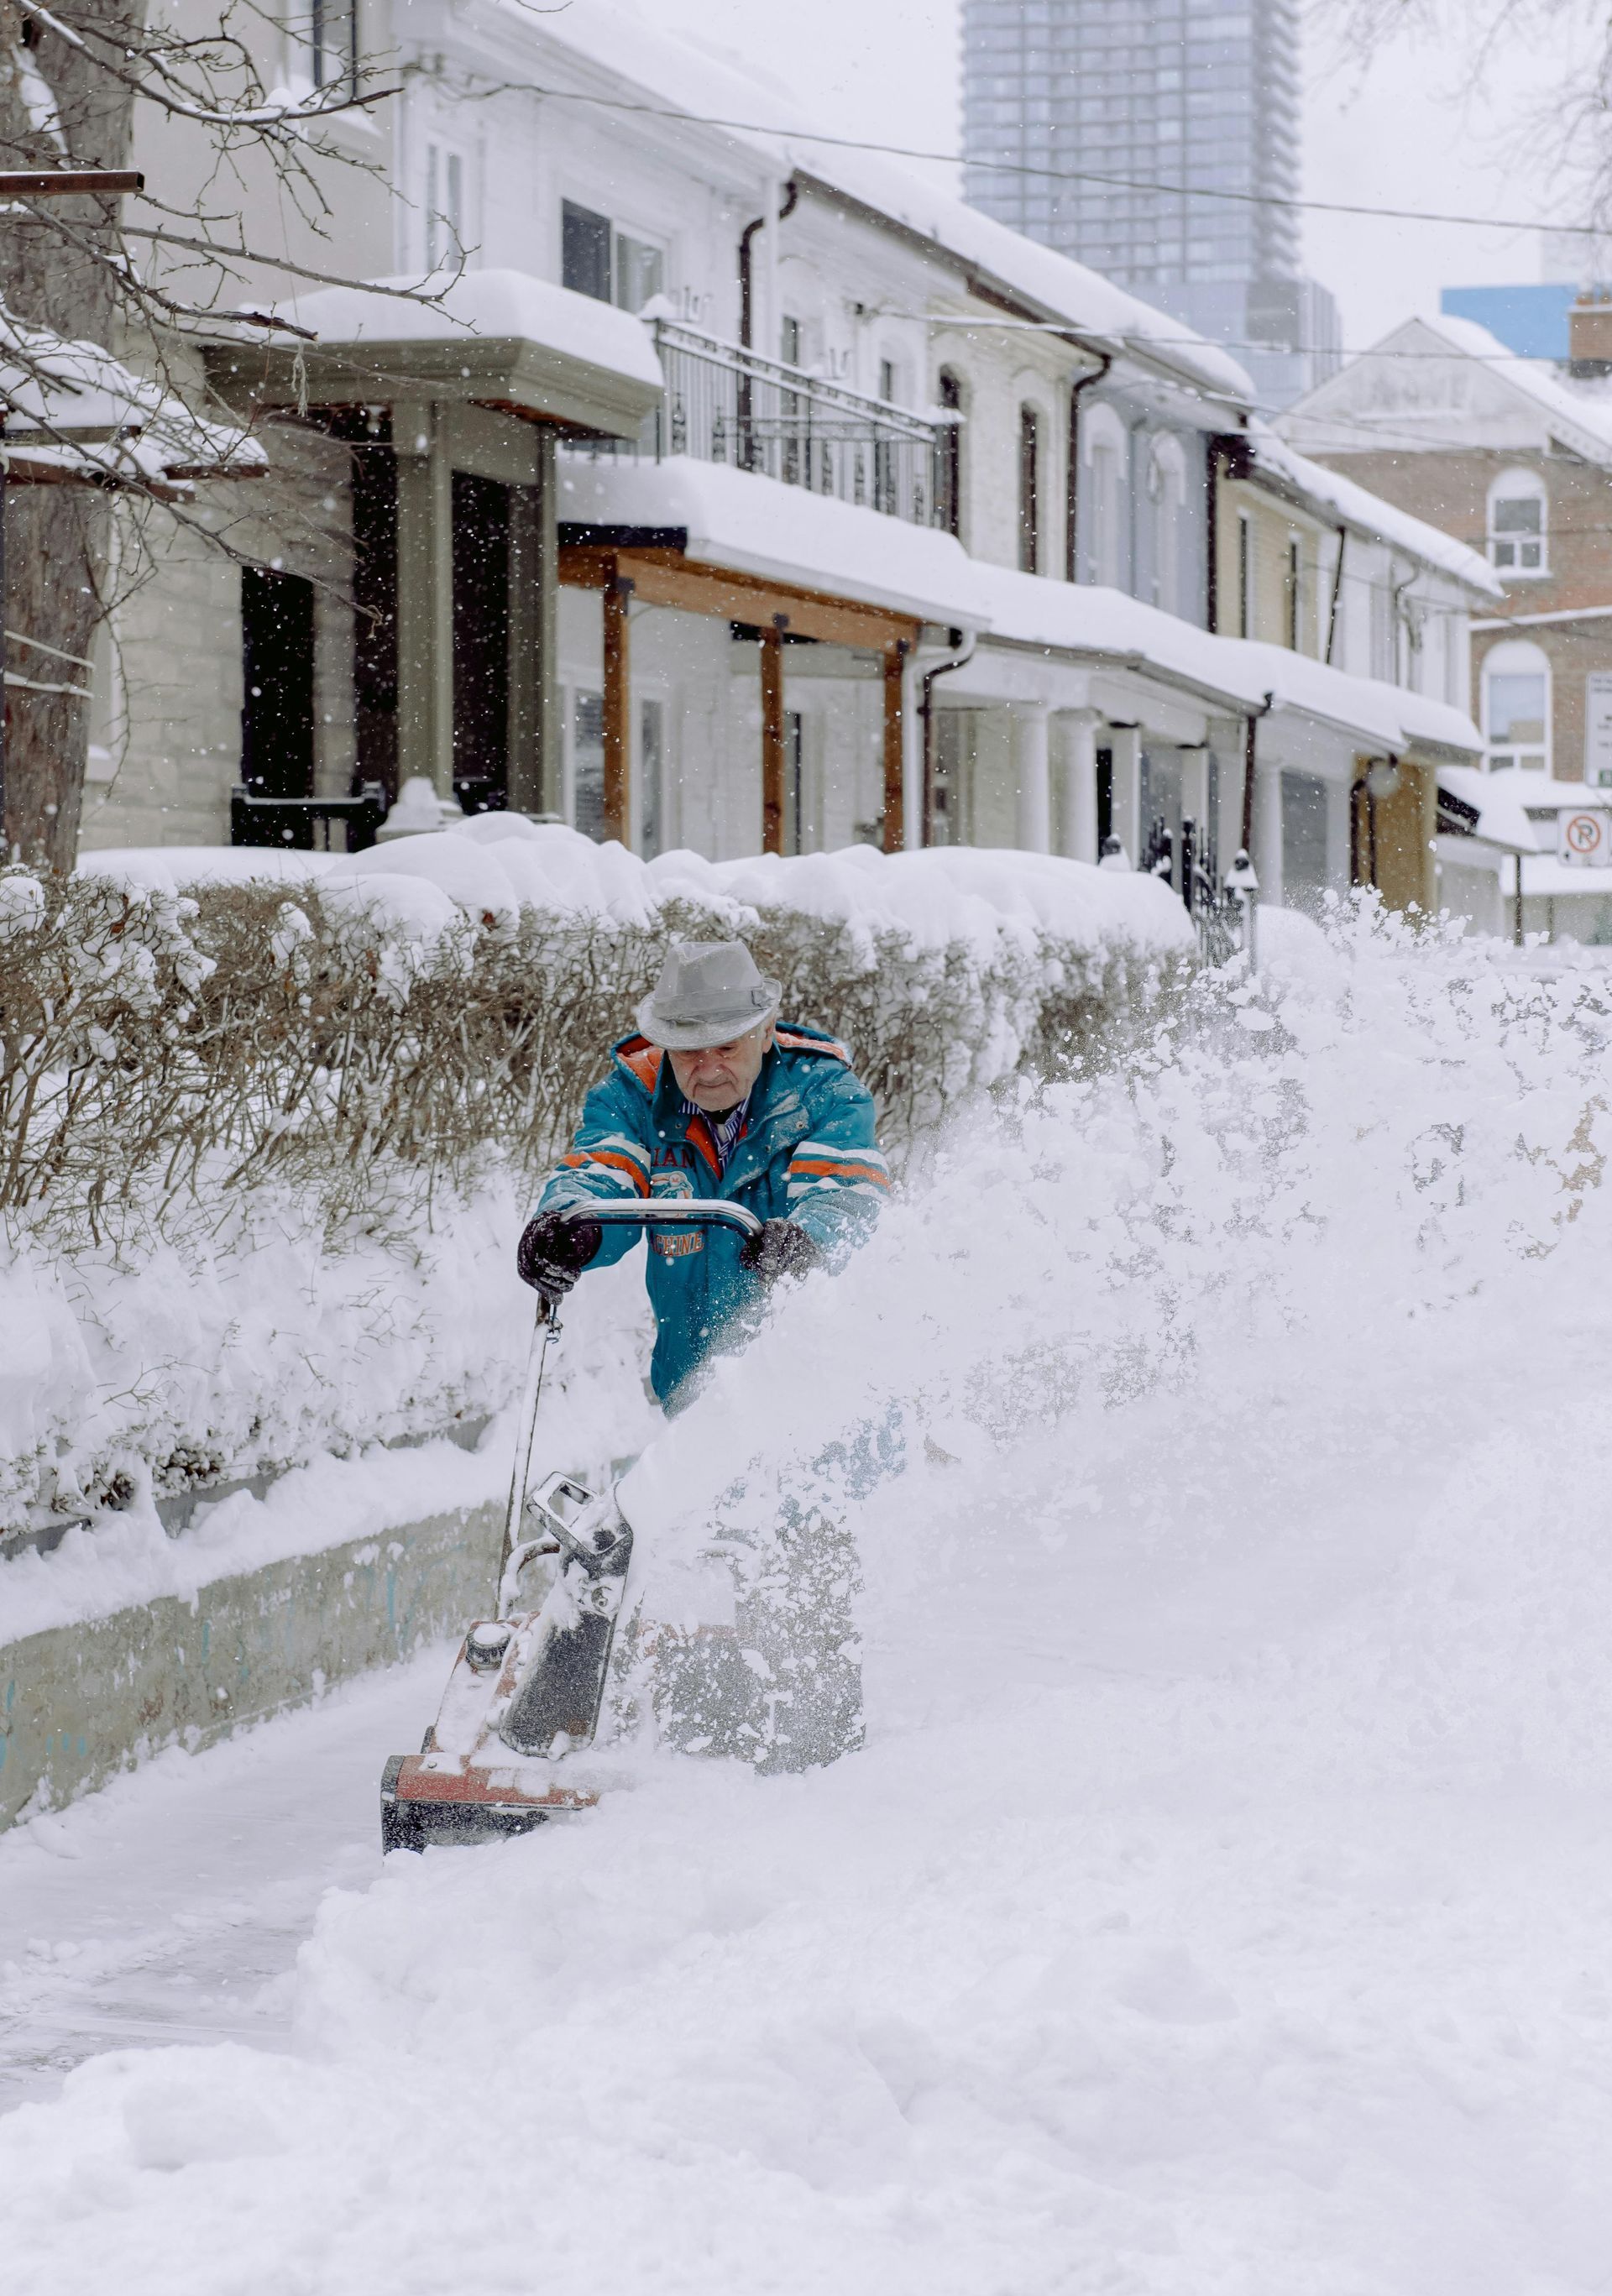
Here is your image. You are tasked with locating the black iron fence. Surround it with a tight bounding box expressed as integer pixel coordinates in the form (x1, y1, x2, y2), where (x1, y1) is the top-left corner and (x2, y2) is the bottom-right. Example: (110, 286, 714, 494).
(1144, 812, 1246, 966)
(231, 782, 387, 852)
(570, 318, 956, 532)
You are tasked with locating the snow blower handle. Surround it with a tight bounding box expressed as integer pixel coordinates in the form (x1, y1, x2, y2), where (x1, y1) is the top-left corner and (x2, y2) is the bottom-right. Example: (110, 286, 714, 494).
(500, 1200, 765, 1575)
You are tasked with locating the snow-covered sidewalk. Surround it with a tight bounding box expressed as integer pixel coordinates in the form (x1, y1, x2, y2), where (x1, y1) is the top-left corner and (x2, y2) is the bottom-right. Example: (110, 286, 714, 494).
(8, 914, 1612, 2293)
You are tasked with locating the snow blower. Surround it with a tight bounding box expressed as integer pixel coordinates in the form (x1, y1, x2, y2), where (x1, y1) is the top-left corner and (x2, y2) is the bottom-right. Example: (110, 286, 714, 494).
(380, 1199, 762, 1852)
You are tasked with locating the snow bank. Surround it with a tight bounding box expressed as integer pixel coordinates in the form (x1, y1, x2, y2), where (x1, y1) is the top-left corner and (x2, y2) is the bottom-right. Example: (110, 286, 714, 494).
(8, 907, 1612, 2288)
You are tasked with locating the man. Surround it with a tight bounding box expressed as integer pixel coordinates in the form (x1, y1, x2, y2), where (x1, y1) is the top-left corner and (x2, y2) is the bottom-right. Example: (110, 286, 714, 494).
(517, 941, 888, 1408)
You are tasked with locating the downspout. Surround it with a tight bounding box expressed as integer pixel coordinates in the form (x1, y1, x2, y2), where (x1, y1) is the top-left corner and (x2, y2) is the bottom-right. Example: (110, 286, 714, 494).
(738, 178, 798, 350)
(1206, 437, 1223, 632)
(919, 627, 977, 846)
(1241, 688, 1275, 860)
(1324, 522, 1347, 664)
(1064, 351, 1112, 583)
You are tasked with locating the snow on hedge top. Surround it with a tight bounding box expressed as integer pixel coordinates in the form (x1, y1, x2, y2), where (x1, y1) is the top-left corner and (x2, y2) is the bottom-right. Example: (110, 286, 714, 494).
(557, 456, 992, 629)
(272, 269, 664, 394)
(80, 819, 1196, 960)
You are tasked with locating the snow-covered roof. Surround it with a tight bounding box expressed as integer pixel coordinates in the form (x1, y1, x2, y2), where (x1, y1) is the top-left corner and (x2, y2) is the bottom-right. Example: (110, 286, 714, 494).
(222, 269, 665, 440)
(1245, 425, 1504, 599)
(1420, 313, 1612, 462)
(275, 269, 664, 394)
(1438, 764, 1612, 856)
(0, 313, 265, 493)
(517, 0, 1253, 411)
(557, 452, 995, 628)
(969, 562, 1484, 759)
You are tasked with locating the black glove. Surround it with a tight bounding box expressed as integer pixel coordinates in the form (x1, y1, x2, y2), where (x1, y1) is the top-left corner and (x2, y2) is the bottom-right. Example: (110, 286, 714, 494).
(739, 1218, 822, 1286)
(516, 1209, 602, 1303)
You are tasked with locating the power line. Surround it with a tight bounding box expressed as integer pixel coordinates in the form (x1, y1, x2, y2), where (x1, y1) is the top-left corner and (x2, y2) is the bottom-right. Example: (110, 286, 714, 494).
(467, 73, 1603, 242)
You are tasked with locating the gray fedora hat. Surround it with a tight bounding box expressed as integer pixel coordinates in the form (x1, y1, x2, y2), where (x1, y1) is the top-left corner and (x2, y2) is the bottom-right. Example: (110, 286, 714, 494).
(636, 940, 782, 1050)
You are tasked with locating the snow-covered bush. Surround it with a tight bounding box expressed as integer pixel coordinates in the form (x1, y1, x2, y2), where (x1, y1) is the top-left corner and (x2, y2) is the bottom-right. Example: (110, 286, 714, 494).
(1, 837, 1191, 1257)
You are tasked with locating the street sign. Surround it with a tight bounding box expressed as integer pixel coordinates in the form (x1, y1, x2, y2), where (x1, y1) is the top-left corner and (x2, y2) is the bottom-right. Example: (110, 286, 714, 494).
(1588, 672, 1612, 787)
(1558, 808, 1612, 866)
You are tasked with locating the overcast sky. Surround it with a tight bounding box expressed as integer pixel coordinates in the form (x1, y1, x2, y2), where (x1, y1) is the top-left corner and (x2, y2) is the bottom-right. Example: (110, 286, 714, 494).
(616, 0, 1603, 354)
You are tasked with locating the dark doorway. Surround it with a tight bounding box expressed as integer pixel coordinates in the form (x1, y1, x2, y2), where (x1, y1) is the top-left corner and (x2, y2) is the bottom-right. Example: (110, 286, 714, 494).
(241, 567, 316, 838)
(1096, 745, 1114, 848)
(452, 471, 511, 812)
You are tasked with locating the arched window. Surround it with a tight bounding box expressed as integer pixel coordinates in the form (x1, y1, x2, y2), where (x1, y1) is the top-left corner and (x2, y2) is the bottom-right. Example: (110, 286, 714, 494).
(1484, 638, 1552, 772)
(1488, 468, 1548, 576)
(936, 369, 963, 540)
(1149, 435, 1186, 615)
(1018, 404, 1040, 573)
(1084, 402, 1126, 588)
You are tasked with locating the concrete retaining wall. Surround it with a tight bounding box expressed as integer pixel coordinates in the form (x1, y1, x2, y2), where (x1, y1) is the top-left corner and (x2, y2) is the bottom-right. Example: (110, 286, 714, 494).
(0, 1498, 502, 1829)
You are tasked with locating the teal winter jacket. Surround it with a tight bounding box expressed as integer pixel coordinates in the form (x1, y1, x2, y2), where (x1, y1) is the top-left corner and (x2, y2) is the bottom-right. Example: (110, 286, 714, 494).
(536, 1023, 887, 1405)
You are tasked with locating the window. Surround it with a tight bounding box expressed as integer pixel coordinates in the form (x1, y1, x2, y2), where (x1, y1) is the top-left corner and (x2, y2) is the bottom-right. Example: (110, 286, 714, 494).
(305, 0, 354, 89)
(1237, 510, 1253, 637)
(1149, 435, 1185, 615)
(780, 315, 801, 366)
(1285, 535, 1302, 651)
(1085, 403, 1125, 588)
(424, 143, 464, 274)
(1488, 468, 1548, 576)
(936, 369, 963, 540)
(572, 690, 605, 839)
(561, 200, 664, 310)
(1018, 405, 1040, 574)
(1484, 639, 1551, 772)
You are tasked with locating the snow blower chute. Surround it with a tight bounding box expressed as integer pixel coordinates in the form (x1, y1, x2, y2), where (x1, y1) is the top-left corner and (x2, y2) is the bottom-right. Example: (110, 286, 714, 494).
(380, 1199, 762, 1851)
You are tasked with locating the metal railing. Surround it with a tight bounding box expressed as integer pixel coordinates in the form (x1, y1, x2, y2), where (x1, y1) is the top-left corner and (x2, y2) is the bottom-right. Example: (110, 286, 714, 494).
(1144, 813, 1246, 966)
(231, 781, 387, 852)
(570, 317, 956, 531)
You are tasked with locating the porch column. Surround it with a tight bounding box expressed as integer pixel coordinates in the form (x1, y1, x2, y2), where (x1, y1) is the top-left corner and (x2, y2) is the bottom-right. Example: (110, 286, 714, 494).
(1057, 708, 1102, 861)
(1013, 703, 1052, 852)
(601, 571, 633, 847)
(1108, 724, 1142, 865)
(393, 400, 455, 799)
(1255, 758, 1285, 908)
(761, 618, 787, 855)
(882, 638, 908, 853)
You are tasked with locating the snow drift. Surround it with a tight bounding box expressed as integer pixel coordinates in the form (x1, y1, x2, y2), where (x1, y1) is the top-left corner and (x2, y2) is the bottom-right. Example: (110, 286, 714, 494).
(8, 906, 1612, 2291)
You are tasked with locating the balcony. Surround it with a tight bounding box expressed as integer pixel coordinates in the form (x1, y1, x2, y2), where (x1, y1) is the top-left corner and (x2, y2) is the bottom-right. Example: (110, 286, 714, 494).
(567, 316, 956, 533)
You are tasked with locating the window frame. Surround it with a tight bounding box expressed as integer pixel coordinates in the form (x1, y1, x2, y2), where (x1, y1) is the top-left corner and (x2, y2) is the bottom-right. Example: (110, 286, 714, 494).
(1018, 402, 1041, 576)
(1482, 637, 1552, 774)
(1487, 467, 1550, 579)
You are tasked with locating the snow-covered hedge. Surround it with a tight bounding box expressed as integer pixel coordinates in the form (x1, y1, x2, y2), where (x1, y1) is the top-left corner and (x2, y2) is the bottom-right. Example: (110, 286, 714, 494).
(6, 823, 1193, 1253)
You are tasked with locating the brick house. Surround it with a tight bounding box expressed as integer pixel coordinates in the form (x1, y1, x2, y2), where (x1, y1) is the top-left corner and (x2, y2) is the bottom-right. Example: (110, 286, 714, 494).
(1278, 311, 1612, 792)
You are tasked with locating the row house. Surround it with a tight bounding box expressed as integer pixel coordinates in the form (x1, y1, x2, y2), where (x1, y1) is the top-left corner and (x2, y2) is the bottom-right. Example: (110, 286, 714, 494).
(1280, 307, 1612, 938)
(80, 0, 1490, 932)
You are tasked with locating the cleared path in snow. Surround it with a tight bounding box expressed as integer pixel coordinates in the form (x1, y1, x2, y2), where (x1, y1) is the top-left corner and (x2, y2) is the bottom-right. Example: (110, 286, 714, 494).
(0, 1651, 449, 2110)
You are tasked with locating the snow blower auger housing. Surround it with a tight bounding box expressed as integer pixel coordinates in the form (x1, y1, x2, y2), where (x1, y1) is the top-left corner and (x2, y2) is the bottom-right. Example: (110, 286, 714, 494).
(381, 1200, 763, 1852)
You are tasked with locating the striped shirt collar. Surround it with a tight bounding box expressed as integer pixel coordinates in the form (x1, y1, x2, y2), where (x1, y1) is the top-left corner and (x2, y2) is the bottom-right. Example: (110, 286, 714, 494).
(683, 1093, 751, 1169)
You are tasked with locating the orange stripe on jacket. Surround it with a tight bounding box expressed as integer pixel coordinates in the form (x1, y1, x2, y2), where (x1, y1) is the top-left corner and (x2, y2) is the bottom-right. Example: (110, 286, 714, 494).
(561, 1149, 651, 1196)
(774, 1028, 850, 1063)
(789, 1158, 891, 1186)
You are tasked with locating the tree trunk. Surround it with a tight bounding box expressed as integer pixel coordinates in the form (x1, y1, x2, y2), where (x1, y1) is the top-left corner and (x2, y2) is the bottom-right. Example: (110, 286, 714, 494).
(0, 0, 142, 869)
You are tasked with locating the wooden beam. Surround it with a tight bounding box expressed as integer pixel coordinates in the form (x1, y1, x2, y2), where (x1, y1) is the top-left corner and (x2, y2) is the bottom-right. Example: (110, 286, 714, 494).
(882, 640, 908, 854)
(761, 620, 787, 857)
(602, 571, 632, 847)
(558, 543, 920, 654)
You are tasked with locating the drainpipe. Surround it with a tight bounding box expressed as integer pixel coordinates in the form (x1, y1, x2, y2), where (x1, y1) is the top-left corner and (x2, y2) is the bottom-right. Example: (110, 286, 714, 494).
(919, 626, 977, 846)
(739, 178, 798, 350)
(1064, 351, 1112, 583)
(1206, 438, 1221, 633)
(1240, 688, 1275, 859)
(1324, 523, 1347, 664)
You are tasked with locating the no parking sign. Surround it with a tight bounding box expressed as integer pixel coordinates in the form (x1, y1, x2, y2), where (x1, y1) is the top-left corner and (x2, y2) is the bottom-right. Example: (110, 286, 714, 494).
(1558, 808, 1612, 866)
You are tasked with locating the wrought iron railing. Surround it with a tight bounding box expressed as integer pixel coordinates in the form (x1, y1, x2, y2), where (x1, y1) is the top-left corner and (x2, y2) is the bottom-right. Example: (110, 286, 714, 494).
(1144, 812, 1246, 966)
(568, 318, 956, 531)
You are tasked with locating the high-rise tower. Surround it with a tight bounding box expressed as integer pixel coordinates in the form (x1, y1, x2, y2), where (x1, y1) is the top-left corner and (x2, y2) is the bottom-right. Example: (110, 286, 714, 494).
(962, 0, 1340, 409)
